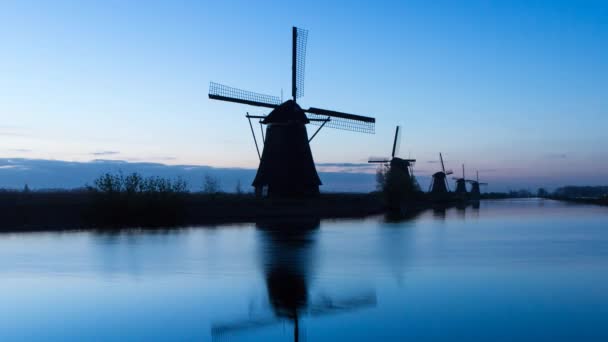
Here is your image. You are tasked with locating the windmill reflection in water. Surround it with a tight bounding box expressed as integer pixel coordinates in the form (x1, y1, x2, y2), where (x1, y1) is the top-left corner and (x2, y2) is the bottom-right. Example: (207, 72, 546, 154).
(211, 219, 377, 342)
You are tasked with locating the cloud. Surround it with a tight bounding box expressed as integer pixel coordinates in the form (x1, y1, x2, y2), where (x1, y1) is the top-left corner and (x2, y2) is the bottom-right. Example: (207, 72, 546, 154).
(316, 163, 371, 168)
(9, 148, 32, 153)
(0, 158, 376, 192)
(0, 131, 25, 137)
(0, 125, 28, 137)
(543, 153, 567, 160)
(126, 156, 177, 162)
(316, 162, 377, 174)
(91, 151, 120, 156)
(477, 168, 499, 173)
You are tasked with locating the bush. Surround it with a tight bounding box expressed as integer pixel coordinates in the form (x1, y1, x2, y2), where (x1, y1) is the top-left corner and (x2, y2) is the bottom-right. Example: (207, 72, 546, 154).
(376, 163, 421, 210)
(88, 172, 189, 226)
(203, 174, 220, 194)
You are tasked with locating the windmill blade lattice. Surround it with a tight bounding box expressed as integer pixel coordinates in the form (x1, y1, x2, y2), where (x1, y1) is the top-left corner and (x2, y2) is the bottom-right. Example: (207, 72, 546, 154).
(293, 27, 308, 100)
(209, 82, 281, 109)
(306, 107, 375, 134)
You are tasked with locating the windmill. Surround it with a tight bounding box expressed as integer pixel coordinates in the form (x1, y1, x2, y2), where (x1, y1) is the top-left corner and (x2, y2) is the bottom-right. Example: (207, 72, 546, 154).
(467, 170, 488, 198)
(368, 126, 417, 193)
(429, 153, 453, 194)
(209, 27, 376, 197)
(453, 164, 468, 194)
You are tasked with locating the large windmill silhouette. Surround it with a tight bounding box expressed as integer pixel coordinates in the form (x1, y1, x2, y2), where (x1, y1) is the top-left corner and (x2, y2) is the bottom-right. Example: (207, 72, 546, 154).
(209, 27, 376, 197)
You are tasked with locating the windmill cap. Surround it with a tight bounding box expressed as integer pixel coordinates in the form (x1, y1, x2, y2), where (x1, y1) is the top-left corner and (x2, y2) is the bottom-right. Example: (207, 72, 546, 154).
(262, 100, 309, 124)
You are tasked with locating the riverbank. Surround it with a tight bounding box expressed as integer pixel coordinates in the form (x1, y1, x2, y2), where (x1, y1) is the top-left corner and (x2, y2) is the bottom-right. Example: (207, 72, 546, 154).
(0, 191, 386, 231)
(547, 196, 608, 207)
(0, 190, 505, 232)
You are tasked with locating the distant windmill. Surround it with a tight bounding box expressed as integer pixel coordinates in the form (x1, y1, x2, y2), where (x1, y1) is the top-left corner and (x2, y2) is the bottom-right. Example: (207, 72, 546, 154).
(467, 171, 488, 198)
(453, 164, 468, 194)
(209, 27, 376, 197)
(429, 153, 453, 194)
(368, 126, 417, 191)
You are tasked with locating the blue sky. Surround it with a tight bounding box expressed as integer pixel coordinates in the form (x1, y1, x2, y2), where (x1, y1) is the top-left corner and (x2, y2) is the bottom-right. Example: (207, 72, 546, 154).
(1, 0, 607, 189)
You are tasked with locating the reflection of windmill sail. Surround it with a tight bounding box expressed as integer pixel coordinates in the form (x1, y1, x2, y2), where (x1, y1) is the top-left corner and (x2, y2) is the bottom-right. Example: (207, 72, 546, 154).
(211, 219, 376, 342)
(209, 26, 376, 197)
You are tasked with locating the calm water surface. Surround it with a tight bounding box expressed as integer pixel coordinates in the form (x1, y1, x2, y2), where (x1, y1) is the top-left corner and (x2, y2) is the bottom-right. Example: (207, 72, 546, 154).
(1, 199, 608, 341)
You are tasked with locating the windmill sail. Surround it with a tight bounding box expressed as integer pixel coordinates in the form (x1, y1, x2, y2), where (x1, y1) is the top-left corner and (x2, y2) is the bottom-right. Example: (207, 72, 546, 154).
(209, 82, 280, 108)
(391, 126, 401, 158)
(293, 27, 308, 100)
(305, 107, 375, 133)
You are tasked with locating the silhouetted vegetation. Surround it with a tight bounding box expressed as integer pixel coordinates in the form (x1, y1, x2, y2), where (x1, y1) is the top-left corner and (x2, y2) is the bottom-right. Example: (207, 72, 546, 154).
(543, 186, 608, 206)
(375, 165, 423, 210)
(5, 170, 607, 231)
(537, 188, 549, 197)
(480, 190, 534, 199)
(552, 186, 608, 199)
(86, 172, 189, 226)
(0, 172, 385, 231)
(202, 174, 221, 194)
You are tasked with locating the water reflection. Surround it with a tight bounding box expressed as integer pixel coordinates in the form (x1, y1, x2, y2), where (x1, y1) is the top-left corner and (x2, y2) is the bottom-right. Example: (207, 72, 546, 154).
(213, 219, 376, 341)
(432, 206, 447, 220)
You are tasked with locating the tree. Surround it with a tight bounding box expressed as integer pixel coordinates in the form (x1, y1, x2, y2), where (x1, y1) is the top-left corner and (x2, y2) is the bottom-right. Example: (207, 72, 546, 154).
(203, 174, 220, 194)
(375, 165, 388, 191)
(537, 188, 549, 198)
(235, 179, 243, 194)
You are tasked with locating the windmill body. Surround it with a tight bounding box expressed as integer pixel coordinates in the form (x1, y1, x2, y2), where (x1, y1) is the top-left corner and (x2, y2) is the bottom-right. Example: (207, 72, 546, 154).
(430, 172, 449, 193)
(467, 171, 488, 198)
(454, 164, 468, 194)
(470, 182, 481, 196)
(368, 126, 417, 199)
(454, 179, 467, 193)
(253, 100, 321, 196)
(429, 153, 453, 194)
(209, 27, 375, 197)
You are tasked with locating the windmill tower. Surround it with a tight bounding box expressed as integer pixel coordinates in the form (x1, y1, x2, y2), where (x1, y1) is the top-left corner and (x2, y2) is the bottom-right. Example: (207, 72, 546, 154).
(368, 126, 417, 192)
(209, 27, 375, 197)
(453, 164, 468, 194)
(467, 171, 488, 198)
(429, 153, 453, 194)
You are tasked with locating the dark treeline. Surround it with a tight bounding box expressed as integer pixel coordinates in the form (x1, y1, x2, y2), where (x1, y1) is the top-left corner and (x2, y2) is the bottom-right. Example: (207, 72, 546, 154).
(550, 186, 608, 199)
(0, 172, 384, 231)
(4, 171, 607, 230)
(539, 185, 608, 207)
